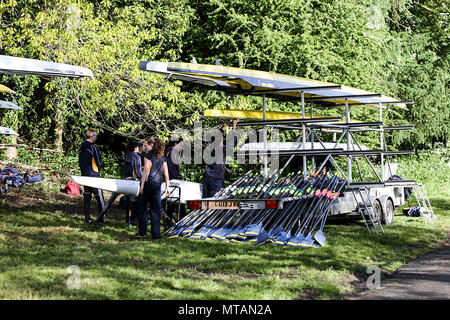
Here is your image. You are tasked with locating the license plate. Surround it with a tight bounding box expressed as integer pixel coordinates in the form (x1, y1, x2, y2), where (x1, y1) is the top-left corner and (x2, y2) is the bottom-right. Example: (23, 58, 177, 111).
(202, 200, 240, 210)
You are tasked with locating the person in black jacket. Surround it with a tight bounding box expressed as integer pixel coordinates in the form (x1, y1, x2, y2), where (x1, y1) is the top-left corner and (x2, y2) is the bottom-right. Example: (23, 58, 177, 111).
(165, 139, 182, 180)
(136, 137, 170, 239)
(164, 139, 187, 221)
(202, 119, 237, 198)
(123, 141, 143, 225)
(78, 128, 105, 224)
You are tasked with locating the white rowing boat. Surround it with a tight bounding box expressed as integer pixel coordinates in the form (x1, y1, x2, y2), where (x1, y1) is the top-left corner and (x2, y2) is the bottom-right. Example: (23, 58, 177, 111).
(71, 176, 140, 196)
(0, 126, 19, 136)
(0, 101, 22, 110)
(240, 142, 367, 152)
(161, 179, 203, 203)
(0, 55, 94, 79)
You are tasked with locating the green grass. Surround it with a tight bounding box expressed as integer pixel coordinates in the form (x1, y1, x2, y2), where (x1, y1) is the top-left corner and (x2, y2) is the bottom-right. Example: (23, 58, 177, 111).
(0, 151, 449, 300)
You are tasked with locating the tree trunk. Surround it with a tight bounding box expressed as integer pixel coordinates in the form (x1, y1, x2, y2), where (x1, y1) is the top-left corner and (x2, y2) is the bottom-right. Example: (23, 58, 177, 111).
(5, 135, 17, 159)
(55, 111, 63, 153)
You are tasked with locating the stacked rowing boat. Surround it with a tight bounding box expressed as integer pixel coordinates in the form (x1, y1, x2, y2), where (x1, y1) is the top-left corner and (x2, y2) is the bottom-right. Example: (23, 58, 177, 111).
(163, 169, 347, 247)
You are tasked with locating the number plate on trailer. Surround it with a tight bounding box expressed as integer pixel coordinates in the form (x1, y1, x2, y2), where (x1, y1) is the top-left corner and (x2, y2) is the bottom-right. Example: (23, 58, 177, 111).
(201, 200, 240, 210)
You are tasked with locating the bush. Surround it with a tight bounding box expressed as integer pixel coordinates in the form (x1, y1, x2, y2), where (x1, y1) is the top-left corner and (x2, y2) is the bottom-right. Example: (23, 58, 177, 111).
(396, 148, 450, 196)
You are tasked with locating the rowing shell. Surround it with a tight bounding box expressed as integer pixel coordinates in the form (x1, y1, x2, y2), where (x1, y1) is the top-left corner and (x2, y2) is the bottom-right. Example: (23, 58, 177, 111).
(0, 101, 22, 110)
(240, 142, 367, 152)
(71, 176, 140, 196)
(0, 126, 19, 136)
(0, 55, 94, 79)
(0, 84, 15, 94)
(204, 108, 360, 122)
(139, 61, 407, 109)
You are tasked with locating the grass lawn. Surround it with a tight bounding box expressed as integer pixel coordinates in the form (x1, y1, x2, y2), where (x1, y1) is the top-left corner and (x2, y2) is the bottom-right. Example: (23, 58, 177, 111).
(0, 152, 449, 299)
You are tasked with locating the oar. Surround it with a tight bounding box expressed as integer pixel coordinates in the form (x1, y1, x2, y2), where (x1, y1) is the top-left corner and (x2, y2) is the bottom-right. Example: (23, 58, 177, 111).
(283, 172, 333, 247)
(241, 171, 309, 238)
(295, 175, 338, 246)
(208, 171, 284, 240)
(165, 170, 253, 237)
(228, 172, 300, 240)
(203, 172, 271, 240)
(243, 173, 303, 243)
(312, 179, 347, 246)
(194, 170, 270, 240)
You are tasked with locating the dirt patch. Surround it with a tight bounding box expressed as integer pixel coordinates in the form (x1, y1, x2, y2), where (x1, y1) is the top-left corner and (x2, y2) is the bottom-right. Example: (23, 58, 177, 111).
(1, 187, 124, 218)
(2, 188, 77, 208)
(297, 288, 320, 300)
(128, 257, 155, 266)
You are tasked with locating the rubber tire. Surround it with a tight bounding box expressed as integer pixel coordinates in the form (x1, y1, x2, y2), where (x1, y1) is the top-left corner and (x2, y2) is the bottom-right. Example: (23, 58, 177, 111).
(382, 199, 394, 225)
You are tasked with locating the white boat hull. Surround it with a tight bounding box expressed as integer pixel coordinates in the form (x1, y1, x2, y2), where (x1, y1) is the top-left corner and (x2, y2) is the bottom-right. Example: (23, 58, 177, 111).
(71, 176, 140, 196)
(240, 141, 367, 151)
(161, 179, 203, 204)
(0, 55, 94, 79)
(0, 126, 19, 136)
(0, 101, 21, 110)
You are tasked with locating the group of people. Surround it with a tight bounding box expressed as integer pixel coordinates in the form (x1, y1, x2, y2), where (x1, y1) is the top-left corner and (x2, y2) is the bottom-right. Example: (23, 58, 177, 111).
(78, 121, 237, 240)
(78, 129, 181, 239)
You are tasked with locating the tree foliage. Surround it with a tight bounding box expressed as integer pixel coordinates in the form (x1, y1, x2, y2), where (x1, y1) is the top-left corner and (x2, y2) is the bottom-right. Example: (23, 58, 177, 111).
(0, 0, 447, 161)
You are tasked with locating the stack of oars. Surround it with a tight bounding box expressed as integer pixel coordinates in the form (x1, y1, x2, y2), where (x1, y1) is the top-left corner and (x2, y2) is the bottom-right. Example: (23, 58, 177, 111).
(163, 169, 347, 247)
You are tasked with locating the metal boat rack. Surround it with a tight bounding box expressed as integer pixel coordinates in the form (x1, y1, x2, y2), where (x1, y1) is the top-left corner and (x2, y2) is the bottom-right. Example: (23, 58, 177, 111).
(138, 61, 436, 226)
(221, 86, 416, 185)
(215, 86, 436, 226)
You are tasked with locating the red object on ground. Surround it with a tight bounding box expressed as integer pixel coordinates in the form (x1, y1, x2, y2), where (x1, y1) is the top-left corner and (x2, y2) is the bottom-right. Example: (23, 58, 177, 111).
(65, 181, 80, 195)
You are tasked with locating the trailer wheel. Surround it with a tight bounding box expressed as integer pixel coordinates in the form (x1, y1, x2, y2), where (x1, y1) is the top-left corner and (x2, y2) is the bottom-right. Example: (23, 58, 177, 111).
(382, 199, 394, 225)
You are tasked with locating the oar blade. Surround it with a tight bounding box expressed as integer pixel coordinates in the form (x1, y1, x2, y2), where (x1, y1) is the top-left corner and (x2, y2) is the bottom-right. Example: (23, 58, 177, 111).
(314, 230, 326, 247)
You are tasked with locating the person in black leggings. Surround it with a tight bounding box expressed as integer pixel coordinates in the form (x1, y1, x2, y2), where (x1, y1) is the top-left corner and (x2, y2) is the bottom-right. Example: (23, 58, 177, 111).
(136, 137, 170, 239)
(123, 140, 143, 225)
(78, 128, 105, 224)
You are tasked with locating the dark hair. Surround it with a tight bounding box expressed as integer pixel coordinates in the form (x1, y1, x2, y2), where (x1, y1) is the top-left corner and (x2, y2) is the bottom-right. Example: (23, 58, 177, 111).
(127, 141, 141, 152)
(144, 136, 155, 145)
(85, 128, 98, 139)
(167, 138, 182, 148)
(154, 138, 165, 158)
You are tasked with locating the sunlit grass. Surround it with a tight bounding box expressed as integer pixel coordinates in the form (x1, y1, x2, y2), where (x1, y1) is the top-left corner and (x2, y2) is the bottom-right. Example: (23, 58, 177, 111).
(0, 151, 449, 299)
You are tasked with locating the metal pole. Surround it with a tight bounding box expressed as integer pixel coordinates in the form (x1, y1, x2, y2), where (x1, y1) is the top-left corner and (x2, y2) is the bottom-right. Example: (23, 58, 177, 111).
(379, 102, 385, 181)
(301, 91, 306, 178)
(310, 101, 315, 172)
(345, 98, 352, 183)
(349, 131, 382, 181)
(263, 94, 268, 177)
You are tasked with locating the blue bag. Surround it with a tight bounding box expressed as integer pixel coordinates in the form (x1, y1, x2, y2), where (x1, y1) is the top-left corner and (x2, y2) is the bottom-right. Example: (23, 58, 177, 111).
(406, 206, 422, 217)
(25, 173, 43, 183)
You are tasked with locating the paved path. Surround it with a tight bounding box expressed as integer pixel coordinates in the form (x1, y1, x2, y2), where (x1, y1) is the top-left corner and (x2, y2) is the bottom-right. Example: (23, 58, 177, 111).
(349, 243, 450, 300)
